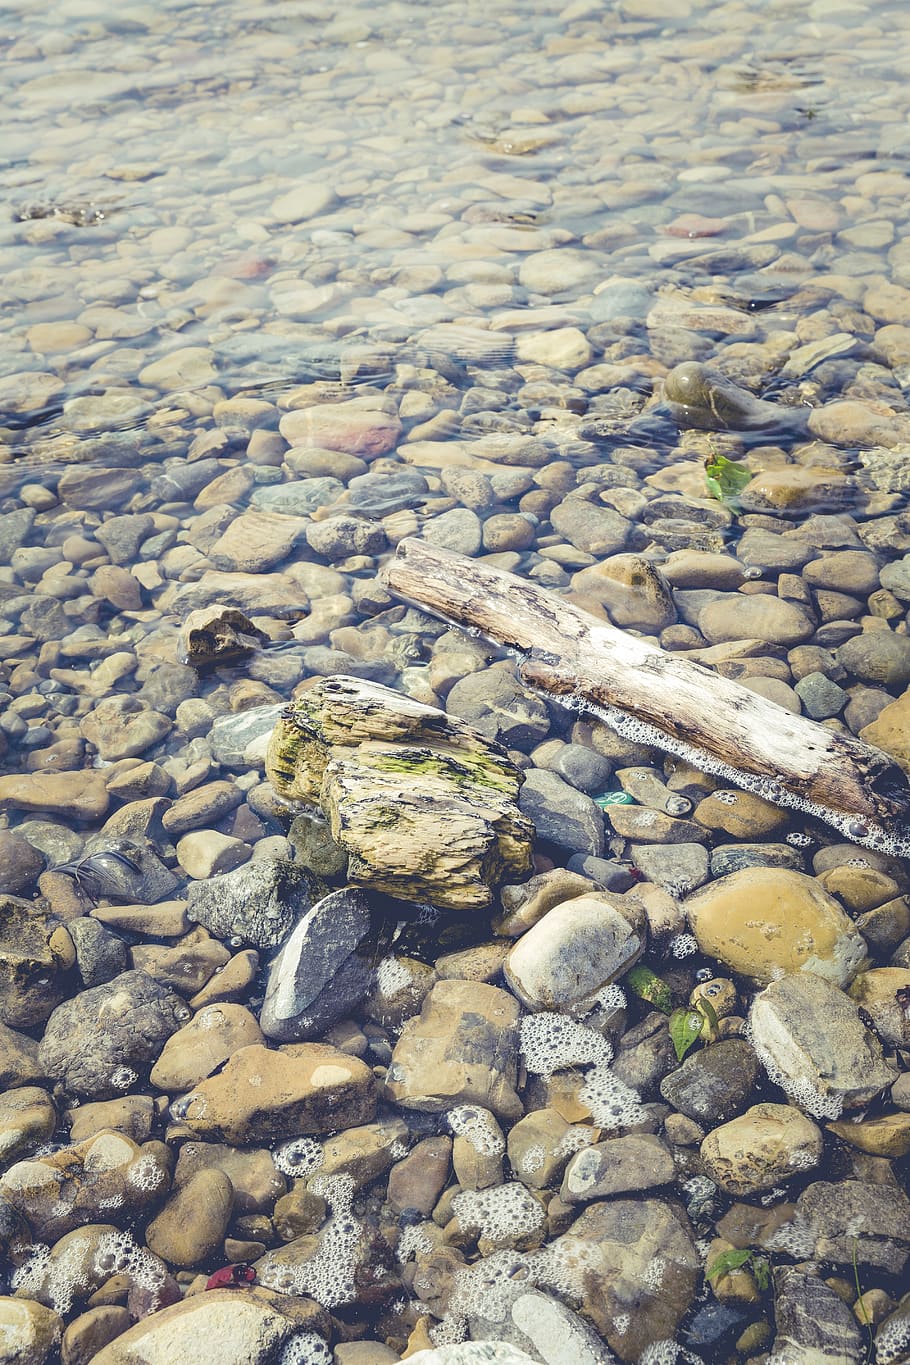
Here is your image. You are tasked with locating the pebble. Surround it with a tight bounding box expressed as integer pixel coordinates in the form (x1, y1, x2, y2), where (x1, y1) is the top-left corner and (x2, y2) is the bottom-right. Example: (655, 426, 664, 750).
(504, 895, 642, 1012)
(700, 1103, 823, 1195)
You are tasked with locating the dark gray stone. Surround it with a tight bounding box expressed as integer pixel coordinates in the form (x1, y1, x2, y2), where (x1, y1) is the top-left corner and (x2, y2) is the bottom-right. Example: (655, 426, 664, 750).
(709, 843, 806, 877)
(660, 1039, 760, 1125)
(186, 857, 323, 950)
(68, 917, 130, 988)
(794, 670, 848, 719)
(39, 970, 187, 1098)
(446, 667, 550, 748)
(518, 768, 605, 857)
(260, 887, 374, 1041)
(630, 842, 709, 896)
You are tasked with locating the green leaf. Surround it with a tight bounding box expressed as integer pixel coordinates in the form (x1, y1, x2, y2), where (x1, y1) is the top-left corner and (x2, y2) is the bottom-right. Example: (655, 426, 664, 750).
(704, 454, 752, 508)
(626, 965, 673, 1015)
(670, 1007, 704, 1062)
(694, 995, 720, 1038)
(706, 1248, 752, 1281)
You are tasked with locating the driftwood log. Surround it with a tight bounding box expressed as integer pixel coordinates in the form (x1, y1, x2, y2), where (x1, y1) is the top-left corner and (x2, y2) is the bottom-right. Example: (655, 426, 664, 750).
(382, 538, 910, 857)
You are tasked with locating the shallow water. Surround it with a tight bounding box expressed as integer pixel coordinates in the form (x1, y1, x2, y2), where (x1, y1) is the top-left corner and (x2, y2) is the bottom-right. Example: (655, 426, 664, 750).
(4, 0, 910, 1360)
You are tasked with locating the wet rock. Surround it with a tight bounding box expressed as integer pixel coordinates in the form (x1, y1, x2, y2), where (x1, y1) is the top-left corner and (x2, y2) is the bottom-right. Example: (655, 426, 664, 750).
(570, 554, 676, 630)
(0, 831, 44, 896)
(178, 604, 268, 669)
(409, 1348, 538, 1365)
(68, 917, 130, 988)
(700, 1103, 823, 1196)
(0, 1086, 56, 1165)
(698, 594, 815, 646)
(659, 1039, 760, 1125)
(561, 1134, 675, 1203)
(787, 1180, 910, 1274)
(770, 1265, 864, 1365)
(259, 887, 374, 1041)
(0, 770, 109, 821)
(838, 630, 910, 689)
(629, 842, 709, 896)
(749, 973, 897, 1117)
(150, 1003, 264, 1092)
(88, 1288, 303, 1365)
(550, 497, 630, 556)
(176, 1042, 377, 1143)
(664, 361, 809, 435)
(39, 970, 188, 1099)
(693, 789, 788, 839)
(518, 769, 605, 856)
(65, 1095, 155, 1145)
(267, 677, 532, 911)
(145, 1167, 234, 1267)
(0, 1020, 43, 1089)
(173, 1141, 284, 1215)
(0, 896, 74, 1028)
(385, 979, 522, 1120)
(504, 894, 642, 1012)
(0, 1131, 170, 1239)
(280, 400, 401, 456)
(543, 1198, 700, 1362)
(81, 696, 172, 761)
(848, 967, 910, 1047)
(0, 1298, 61, 1365)
(60, 1305, 132, 1365)
(686, 867, 868, 987)
(446, 666, 550, 748)
(186, 857, 322, 951)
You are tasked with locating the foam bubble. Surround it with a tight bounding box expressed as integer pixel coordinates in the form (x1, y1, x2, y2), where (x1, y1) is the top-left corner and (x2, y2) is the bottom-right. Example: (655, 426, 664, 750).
(578, 1062, 647, 1129)
(668, 933, 698, 959)
(448, 1106, 505, 1156)
(396, 1223, 435, 1263)
(259, 1174, 360, 1309)
(277, 1332, 331, 1365)
(376, 956, 414, 996)
(451, 1182, 545, 1245)
(520, 1013, 612, 1077)
(272, 1137, 324, 1178)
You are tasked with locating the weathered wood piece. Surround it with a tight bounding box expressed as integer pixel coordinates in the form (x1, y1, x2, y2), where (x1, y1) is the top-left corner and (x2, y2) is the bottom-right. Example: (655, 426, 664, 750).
(266, 676, 533, 910)
(382, 538, 910, 856)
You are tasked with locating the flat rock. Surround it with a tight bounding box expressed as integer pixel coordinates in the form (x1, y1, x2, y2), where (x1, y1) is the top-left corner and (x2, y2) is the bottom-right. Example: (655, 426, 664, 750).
(145, 1167, 234, 1268)
(175, 1042, 377, 1143)
(150, 1003, 264, 1092)
(561, 1134, 676, 1202)
(89, 1288, 301, 1365)
(0, 1298, 61, 1365)
(543, 1198, 700, 1362)
(786, 1179, 910, 1274)
(748, 973, 897, 1118)
(685, 867, 868, 987)
(385, 979, 522, 1120)
(770, 1264, 864, 1365)
(0, 770, 109, 821)
(660, 1038, 760, 1126)
(518, 769, 606, 857)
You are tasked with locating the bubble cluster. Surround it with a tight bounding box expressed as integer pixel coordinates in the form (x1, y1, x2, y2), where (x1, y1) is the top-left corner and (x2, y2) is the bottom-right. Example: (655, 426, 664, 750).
(396, 1223, 434, 1263)
(639, 1341, 703, 1365)
(278, 1332, 332, 1365)
(448, 1105, 505, 1156)
(578, 1062, 647, 1129)
(127, 1154, 167, 1193)
(451, 1182, 545, 1244)
(873, 1309, 910, 1365)
(272, 1137, 324, 1178)
(519, 1013, 612, 1077)
(593, 981, 626, 1014)
(554, 1125, 596, 1159)
(668, 933, 698, 958)
(259, 1174, 360, 1309)
(109, 1066, 138, 1090)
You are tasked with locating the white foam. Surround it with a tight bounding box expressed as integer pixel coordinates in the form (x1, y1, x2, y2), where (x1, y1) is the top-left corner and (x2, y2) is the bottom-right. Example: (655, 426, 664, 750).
(520, 1014, 612, 1077)
(448, 1106, 506, 1156)
(272, 1137, 324, 1178)
(451, 1182, 545, 1245)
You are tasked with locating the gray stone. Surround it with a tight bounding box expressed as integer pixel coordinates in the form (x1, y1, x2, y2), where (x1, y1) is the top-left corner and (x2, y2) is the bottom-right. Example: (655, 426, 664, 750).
(0, 832, 44, 897)
(250, 477, 343, 514)
(837, 630, 910, 689)
(770, 1264, 864, 1365)
(518, 769, 605, 857)
(660, 1039, 760, 1126)
(794, 670, 848, 719)
(783, 1180, 910, 1275)
(446, 667, 550, 748)
(186, 857, 323, 951)
(561, 1135, 676, 1202)
(421, 507, 483, 556)
(39, 970, 188, 1099)
(709, 843, 806, 877)
(347, 469, 430, 516)
(94, 514, 155, 564)
(504, 895, 641, 1013)
(0, 508, 36, 560)
(629, 842, 710, 896)
(305, 514, 386, 560)
(209, 703, 285, 768)
(260, 888, 374, 1041)
(748, 974, 897, 1116)
(68, 918, 129, 988)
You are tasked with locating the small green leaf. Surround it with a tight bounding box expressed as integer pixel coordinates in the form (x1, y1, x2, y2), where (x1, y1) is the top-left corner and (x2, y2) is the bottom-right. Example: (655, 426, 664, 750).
(670, 1007, 703, 1062)
(627, 965, 673, 1015)
(704, 454, 752, 508)
(694, 995, 720, 1038)
(706, 1248, 752, 1281)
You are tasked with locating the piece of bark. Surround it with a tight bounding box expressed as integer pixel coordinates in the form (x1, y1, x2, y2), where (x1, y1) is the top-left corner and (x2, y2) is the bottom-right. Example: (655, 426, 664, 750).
(382, 538, 910, 856)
